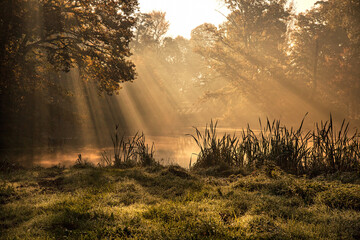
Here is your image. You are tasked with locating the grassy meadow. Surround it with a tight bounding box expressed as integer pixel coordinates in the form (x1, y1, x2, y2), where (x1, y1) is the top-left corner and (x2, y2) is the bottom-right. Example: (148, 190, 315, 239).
(1, 165, 360, 239)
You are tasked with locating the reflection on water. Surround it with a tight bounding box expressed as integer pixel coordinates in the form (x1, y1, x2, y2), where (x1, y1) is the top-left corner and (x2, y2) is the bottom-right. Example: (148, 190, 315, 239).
(16, 127, 245, 168)
(26, 134, 198, 168)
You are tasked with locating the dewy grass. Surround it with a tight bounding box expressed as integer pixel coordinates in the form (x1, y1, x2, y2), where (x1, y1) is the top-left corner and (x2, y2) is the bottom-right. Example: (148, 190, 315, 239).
(189, 115, 360, 175)
(1, 166, 360, 239)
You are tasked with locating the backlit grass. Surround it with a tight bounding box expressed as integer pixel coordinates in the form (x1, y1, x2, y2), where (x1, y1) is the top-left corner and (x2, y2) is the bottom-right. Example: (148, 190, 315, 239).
(189, 115, 360, 175)
(1, 166, 360, 239)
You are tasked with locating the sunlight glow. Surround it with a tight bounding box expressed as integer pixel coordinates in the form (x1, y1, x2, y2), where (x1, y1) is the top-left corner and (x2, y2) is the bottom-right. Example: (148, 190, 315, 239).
(294, 0, 318, 13)
(138, 0, 230, 39)
(138, 0, 318, 39)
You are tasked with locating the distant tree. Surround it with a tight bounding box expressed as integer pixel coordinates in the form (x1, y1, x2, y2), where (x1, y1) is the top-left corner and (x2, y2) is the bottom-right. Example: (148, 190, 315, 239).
(132, 11, 170, 50)
(191, 0, 359, 120)
(191, 0, 295, 117)
(191, 23, 218, 49)
(289, 0, 360, 118)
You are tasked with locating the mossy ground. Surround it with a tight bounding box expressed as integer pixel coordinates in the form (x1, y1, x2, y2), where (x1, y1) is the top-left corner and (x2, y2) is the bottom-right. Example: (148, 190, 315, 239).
(1, 165, 360, 239)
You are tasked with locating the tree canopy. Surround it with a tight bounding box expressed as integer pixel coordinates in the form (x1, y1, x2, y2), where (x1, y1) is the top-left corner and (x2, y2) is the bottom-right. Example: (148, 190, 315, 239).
(289, 0, 360, 117)
(0, 0, 138, 96)
(132, 10, 170, 51)
(191, 0, 360, 120)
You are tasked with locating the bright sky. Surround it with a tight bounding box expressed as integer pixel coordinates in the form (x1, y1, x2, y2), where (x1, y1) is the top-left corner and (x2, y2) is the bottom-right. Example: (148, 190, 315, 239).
(138, 0, 318, 39)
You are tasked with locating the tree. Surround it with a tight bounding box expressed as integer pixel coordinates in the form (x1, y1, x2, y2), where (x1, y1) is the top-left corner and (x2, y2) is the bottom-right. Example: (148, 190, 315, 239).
(132, 11, 170, 51)
(0, 0, 138, 96)
(289, 0, 360, 119)
(191, 0, 359, 120)
(191, 0, 295, 118)
(0, 0, 139, 151)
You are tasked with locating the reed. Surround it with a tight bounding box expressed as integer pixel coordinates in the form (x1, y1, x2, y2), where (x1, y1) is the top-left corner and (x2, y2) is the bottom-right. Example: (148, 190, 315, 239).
(187, 120, 240, 169)
(189, 115, 359, 175)
(103, 125, 156, 167)
(136, 133, 156, 167)
(309, 115, 360, 174)
(73, 154, 94, 168)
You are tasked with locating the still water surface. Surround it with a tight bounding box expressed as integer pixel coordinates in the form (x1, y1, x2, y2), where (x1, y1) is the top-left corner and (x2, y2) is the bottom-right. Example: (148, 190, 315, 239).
(28, 135, 198, 168)
(18, 128, 244, 168)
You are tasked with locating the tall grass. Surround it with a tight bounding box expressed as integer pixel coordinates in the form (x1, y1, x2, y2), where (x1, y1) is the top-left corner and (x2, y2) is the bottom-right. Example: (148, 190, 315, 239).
(136, 134, 156, 167)
(187, 120, 240, 169)
(189, 115, 359, 175)
(101, 125, 156, 168)
(309, 115, 360, 174)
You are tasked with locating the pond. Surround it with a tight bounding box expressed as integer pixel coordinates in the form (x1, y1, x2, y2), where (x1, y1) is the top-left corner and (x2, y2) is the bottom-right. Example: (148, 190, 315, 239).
(15, 127, 245, 168)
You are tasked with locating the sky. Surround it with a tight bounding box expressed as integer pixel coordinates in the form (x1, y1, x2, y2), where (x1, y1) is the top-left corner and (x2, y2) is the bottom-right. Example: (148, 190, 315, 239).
(138, 0, 318, 39)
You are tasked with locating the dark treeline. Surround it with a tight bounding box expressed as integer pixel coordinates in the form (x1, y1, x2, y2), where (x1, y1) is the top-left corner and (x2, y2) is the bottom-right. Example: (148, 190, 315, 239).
(0, 0, 359, 159)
